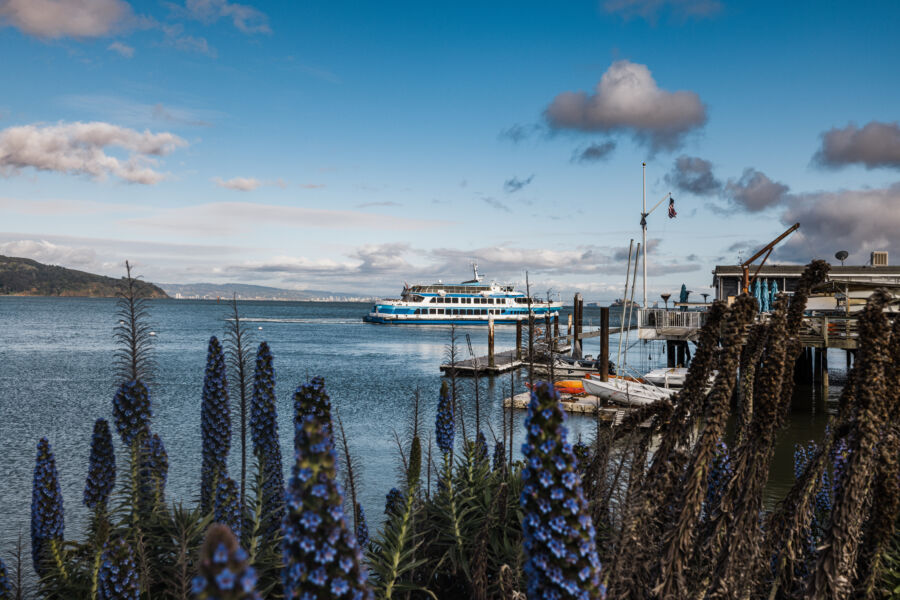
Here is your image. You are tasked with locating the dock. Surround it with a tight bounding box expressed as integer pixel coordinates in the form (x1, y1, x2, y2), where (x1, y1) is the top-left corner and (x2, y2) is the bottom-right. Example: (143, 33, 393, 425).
(440, 349, 523, 375)
(503, 391, 659, 427)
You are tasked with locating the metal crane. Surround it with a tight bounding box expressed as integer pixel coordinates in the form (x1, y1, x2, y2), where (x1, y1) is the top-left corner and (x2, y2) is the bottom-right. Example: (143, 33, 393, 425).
(741, 222, 800, 294)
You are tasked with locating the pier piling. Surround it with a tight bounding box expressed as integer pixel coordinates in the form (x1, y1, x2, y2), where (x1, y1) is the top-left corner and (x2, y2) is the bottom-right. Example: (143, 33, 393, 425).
(488, 315, 495, 368)
(600, 306, 609, 382)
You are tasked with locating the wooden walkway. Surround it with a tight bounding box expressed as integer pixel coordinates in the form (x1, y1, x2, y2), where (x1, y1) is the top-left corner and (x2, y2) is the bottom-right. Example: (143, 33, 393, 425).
(440, 349, 522, 375)
(503, 391, 657, 426)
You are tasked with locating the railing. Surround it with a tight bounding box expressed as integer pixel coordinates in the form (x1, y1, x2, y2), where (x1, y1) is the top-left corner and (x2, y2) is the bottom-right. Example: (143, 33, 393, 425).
(637, 309, 707, 330)
(799, 315, 859, 347)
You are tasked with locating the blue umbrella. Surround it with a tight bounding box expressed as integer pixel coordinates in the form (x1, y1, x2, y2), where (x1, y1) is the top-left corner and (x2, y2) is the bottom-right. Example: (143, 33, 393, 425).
(679, 284, 688, 304)
(761, 279, 770, 312)
(753, 278, 762, 312)
(770, 280, 779, 307)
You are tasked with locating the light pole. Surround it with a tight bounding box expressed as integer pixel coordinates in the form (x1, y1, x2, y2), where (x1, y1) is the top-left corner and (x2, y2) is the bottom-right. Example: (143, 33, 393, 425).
(661, 293, 671, 310)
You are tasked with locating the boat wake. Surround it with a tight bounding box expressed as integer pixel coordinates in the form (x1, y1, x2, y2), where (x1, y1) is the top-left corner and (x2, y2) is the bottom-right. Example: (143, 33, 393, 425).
(236, 317, 361, 325)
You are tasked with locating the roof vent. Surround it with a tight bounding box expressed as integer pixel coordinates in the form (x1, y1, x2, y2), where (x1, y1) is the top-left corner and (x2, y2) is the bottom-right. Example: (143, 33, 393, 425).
(871, 251, 889, 266)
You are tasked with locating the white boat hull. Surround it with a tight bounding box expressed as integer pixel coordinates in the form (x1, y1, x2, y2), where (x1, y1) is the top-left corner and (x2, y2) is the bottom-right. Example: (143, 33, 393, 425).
(642, 367, 688, 387)
(583, 377, 676, 406)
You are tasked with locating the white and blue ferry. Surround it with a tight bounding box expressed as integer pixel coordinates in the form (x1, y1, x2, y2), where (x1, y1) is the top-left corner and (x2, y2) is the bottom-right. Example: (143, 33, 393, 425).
(363, 265, 562, 325)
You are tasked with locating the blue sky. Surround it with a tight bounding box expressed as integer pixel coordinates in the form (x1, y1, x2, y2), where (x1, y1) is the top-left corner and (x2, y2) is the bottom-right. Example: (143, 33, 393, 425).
(2, 0, 899, 300)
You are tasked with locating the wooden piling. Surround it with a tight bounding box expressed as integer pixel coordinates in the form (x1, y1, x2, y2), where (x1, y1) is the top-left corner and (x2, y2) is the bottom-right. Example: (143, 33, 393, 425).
(573, 293, 583, 358)
(814, 348, 822, 385)
(600, 306, 609, 382)
(822, 348, 829, 391)
(667, 340, 676, 369)
(488, 314, 495, 368)
(676, 342, 685, 368)
(515, 319, 523, 361)
(553, 314, 560, 340)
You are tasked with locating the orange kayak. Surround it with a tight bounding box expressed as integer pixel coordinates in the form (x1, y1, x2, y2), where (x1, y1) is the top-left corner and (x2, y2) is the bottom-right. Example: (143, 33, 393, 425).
(526, 380, 585, 394)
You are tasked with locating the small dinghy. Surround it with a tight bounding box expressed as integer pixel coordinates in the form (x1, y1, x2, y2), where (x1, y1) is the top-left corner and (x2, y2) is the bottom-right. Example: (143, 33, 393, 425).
(582, 376, 676, 407)
(642, 367, 689, 388)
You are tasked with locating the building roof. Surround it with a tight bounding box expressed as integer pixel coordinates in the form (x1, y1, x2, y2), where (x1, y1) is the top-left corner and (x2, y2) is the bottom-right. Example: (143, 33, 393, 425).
(712, 264, 900, 277)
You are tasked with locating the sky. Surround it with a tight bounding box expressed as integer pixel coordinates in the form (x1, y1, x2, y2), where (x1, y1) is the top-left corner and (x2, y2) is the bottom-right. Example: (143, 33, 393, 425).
(1, 0, 899, 301)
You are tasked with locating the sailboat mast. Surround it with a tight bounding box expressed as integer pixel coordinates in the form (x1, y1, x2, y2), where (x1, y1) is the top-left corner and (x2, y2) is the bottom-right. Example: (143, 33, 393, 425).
(642, 161, 648, 308)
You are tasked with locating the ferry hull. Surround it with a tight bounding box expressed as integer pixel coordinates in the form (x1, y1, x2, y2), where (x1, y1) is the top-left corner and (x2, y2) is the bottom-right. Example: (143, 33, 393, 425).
(362, 315, 556, 325)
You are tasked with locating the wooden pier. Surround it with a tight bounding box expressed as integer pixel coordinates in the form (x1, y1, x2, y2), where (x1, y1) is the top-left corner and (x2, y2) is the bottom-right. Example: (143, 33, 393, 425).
(503, 391, 658, 427)
(440, 348, 523, 375)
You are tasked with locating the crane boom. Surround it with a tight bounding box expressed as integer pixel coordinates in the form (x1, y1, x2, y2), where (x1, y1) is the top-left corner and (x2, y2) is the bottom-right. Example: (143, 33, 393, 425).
(741, 223, 800, 294)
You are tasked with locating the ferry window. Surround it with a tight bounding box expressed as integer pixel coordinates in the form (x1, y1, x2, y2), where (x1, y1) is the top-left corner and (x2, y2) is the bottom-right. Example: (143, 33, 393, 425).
(480, 309, 486, 315)
(430, 309, 436, 314)
(452, 297, 459, 304)
(439, 309, 445, 315)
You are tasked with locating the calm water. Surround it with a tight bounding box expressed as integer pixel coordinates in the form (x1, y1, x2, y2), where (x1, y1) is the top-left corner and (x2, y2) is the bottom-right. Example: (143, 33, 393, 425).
(0, 297, 839, 553)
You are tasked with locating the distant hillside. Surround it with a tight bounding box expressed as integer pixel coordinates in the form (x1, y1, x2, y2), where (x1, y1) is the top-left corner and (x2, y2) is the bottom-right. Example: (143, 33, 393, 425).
(0, 255, 168, 298)
(160, 282, 374, 301)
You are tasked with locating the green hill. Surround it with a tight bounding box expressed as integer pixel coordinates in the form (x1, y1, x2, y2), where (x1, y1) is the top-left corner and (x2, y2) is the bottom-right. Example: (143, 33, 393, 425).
(0, 255, 169, 298)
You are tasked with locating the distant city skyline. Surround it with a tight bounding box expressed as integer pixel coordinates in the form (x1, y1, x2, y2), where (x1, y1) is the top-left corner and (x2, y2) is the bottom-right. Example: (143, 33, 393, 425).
(2, 0, 899, 301)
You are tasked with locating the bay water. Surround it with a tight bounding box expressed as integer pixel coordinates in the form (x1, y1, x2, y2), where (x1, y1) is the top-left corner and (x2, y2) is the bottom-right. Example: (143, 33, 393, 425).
(0, 297, 839, 554)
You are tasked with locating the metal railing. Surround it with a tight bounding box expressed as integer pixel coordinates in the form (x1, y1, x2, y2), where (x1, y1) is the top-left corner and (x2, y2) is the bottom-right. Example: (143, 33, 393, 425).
(638, 309, 707, 330)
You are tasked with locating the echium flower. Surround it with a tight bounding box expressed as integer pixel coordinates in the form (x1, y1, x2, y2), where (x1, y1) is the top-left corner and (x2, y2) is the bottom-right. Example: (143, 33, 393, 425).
(493, 440, 506, 472)
(192, 524, 260, 600)
(97, 539, 139, 600)
(434, 380, 454, 455)
(519, 382, 604, 600)
(201, 336, 231, 513)
(475, 431, 488, 464)
(384, 488, 403, 516)
(84, 418, 117, 510)
(282, 378, 372, 600)
(139, 433, 168, 513)
(31, 437, 64, 576)
(215, 477, 242, 542)
(705, 439, 732, 517)
(0, 557, 12, 600)
(292, 376, 331, 450)
(355, 503, 369, 549)
(112, 380, 151, 446)
(250, 342, 284, 537)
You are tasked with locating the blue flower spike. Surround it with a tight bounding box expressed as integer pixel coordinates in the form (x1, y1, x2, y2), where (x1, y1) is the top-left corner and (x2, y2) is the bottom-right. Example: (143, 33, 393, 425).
(282, 377, 373, 599)
(215, 476, 243, 541)
(201, 336, 231, 514)
(250, 341, 284, 539)
(31, 437, 65, 577)
(192, 523, 260, 600)
(97, 538, 139, 600)
(84, 418, 116, 511)
(434, 380, 454, 455)
(112, 380, 151, 447)
(520, 381, 605, 600)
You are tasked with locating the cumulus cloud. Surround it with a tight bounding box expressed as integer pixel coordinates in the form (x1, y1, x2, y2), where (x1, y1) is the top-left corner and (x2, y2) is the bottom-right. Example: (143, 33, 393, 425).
(181, 0, 270, 34)
(504, 174, 534, 193)
(572, 141, 617, 163)
(0, 239, 97, 268)
(0, 0, 133, 38)
(544, 59, 707, 151)
(776, 183, 900, 263)
(723, 168, 790, 212)
(813, 121, 900, 170)
(666, 155, 721, 195)
(107, 41, 134, 57)
(0, 121, 187, 184)
(603, 0, 723, 22)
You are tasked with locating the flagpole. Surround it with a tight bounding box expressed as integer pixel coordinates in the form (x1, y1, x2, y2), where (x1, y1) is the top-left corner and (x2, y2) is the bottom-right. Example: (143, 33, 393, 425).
(642, 162, 647, 308)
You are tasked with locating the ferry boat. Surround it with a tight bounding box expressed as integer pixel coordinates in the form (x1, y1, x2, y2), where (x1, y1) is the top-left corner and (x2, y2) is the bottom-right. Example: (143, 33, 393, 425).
(362, 264, 562, 325)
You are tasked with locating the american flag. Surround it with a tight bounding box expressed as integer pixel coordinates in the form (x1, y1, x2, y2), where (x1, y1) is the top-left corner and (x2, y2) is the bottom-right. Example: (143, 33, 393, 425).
(668, 197, 677, 219)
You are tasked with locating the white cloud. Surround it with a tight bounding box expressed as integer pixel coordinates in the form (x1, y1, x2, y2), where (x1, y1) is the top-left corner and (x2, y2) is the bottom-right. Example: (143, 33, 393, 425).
(161, 23, 215, 57)
(0, 121, 187, 184)
(107, 41, 134, 57)
(214, 177, 262, 191)
(182, 0, 270, 34)
(603, 0, 723, 22)
(124, 201, 452, 235)
(0, 239, 97, 268)
(545, 60, 707, 151)
(0, 0, 133, 38)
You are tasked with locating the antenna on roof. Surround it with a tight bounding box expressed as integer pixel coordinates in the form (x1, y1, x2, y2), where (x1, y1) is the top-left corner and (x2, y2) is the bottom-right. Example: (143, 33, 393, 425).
(835, 250, 848, 266)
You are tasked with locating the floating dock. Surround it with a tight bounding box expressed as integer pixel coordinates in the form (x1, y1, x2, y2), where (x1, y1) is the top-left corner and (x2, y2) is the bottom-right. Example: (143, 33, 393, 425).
(503, 391, 654, 426)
